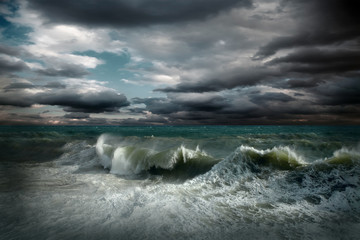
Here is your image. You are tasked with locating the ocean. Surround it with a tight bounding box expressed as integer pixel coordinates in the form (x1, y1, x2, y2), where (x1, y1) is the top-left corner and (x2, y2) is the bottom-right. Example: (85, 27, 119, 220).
(1, 125, 359, 239)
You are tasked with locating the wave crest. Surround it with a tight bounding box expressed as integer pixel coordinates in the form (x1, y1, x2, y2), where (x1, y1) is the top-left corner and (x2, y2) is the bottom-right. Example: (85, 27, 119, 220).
(95, 134, 219, 180)
(238, 145, 305, 170)
(325, 145, 360, 166)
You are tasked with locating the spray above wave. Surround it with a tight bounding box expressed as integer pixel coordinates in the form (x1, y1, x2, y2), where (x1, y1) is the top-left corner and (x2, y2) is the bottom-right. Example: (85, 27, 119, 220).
(96, 134, 219, 181)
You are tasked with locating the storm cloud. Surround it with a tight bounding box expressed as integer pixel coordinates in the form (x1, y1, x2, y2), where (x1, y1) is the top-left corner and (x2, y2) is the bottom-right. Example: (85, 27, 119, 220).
(253, 0, 360, 59)
(0, 56, 29, 75)
(26, 0, 253, 27)
(0, 0, 359, 125)
(157, 67, 279, 93)
(0, 82, 129, 113)
(267, 48, 360, 74)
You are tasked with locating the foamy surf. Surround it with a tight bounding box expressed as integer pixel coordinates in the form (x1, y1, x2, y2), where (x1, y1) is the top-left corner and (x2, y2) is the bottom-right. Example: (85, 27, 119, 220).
(1, 126, 360, 240)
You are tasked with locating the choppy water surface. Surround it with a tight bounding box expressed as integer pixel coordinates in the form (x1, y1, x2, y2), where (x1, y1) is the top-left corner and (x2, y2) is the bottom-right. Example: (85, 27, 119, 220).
(1, 126, 360, 239)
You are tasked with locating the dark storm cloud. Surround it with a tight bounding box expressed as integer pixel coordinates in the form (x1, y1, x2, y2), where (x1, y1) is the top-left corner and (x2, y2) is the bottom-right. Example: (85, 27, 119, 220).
(158, 67, 277, 93)
(0, 112, 106, 125)
(7, 113, 43, 120)
(133, 91, 297, 125)
(4, 82, 66, 91)
(134, 94, 228, 114)
(63, 112, 90, 119)
(37, 90, 130, 113)
(284, 78, 322, 89)
(180, 97, 227, 112)
(0, 57, 29, 75)
(268, 48, 360, 74)
(253, 0, 360, 59)
(1, 0, 359, 125)
(27, 0, 253, 27)
(253, 31, 360, 60)
(314, 78, 360, 106)
(4, 82, 35, 90)
(0, 113, 46, 125)
(250, 92, 294, 105)
(268, 49, 360, 66)
(156, 0, 360, 99)
(0, 93, 33, 107)
(0, 85, 130, 113)
(35, 64, 90, 78)
(133, 97, 180, 114)
(119, 115, 169, 126)
(132, 84, 360, 125)
(148, 100, 360, 125)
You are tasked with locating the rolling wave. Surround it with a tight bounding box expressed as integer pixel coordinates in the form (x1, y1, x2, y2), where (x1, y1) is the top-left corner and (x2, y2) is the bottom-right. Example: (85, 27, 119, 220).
(2, 126, 359, 240)
(96, 134, 219, 181)
(95, 134, 360, 185)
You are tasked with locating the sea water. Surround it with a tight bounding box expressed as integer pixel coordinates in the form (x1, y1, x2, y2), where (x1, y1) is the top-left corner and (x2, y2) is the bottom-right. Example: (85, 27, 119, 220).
(0, 126, 359, 239)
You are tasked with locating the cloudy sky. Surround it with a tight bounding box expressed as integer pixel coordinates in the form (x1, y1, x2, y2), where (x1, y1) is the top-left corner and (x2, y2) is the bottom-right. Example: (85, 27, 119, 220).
(0, 0, 359, 125)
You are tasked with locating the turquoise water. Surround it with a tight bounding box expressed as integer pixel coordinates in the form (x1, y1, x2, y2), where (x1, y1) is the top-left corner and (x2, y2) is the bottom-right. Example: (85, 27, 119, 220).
(1, 126, 360, 239)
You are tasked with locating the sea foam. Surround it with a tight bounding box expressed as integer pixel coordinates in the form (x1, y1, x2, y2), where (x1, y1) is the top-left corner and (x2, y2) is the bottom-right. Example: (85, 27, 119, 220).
(95, 134, 218, 179)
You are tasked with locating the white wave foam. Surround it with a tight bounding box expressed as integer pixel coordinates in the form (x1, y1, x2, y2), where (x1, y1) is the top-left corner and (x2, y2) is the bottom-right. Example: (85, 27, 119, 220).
(238, 145, 307, 164)
(111, 146, 151, 175)
(333, 144, 360, 158)
(3, 136, 360, 240)
(95, 134, 213, 176)
(96, 134, 117, 169)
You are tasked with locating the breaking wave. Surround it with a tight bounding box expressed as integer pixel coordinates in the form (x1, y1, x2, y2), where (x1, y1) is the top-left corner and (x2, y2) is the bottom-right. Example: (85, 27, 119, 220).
(205, 144, 360, 180)
(96, 134, 360, 186)
(2, 126, 360, 240)
(234, 145, 306, 170)
(96, 134, 219, 181)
